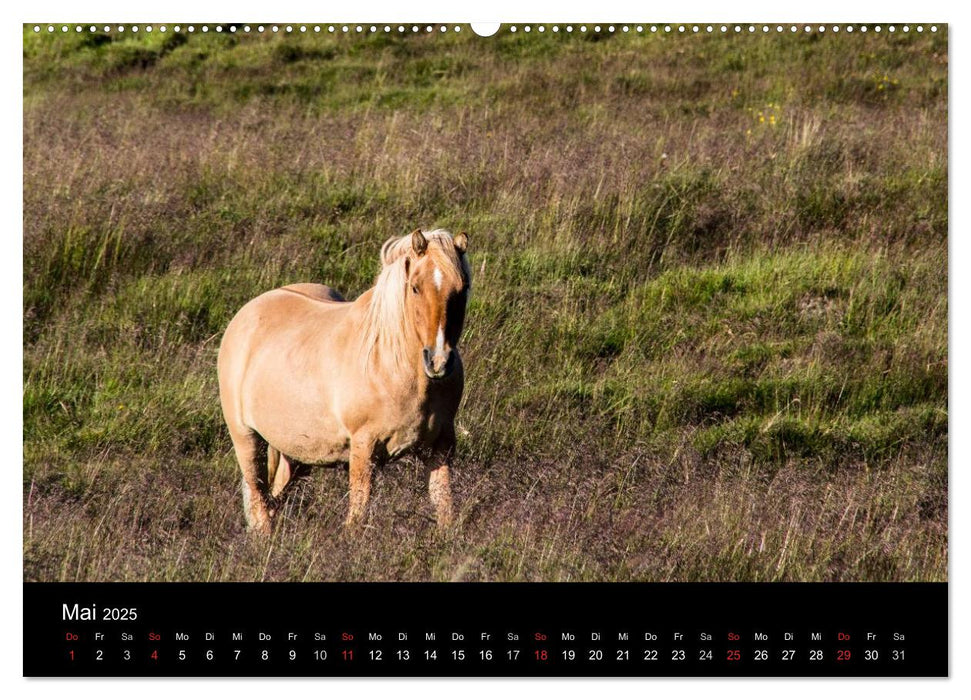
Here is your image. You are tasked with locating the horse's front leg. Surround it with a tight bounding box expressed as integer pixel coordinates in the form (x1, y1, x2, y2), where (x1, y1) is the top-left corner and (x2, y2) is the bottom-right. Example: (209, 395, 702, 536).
(346, 436, 377, 528)
(427, 426, 455, 529)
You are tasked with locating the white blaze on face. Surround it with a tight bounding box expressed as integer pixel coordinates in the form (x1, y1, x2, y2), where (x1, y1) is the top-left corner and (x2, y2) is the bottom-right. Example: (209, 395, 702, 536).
(433, 266, 443, 291)
(435, 324, 445, 355)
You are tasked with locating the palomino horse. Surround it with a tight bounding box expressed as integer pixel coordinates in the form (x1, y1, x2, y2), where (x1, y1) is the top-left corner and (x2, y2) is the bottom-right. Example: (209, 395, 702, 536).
(217, 229, 471, 533)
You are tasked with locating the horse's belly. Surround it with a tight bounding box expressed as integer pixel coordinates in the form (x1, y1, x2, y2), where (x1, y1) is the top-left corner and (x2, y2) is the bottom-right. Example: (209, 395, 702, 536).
(242, 384, 350, 465)
(263, 417, 351, 466)
(289, 440, 350, 466)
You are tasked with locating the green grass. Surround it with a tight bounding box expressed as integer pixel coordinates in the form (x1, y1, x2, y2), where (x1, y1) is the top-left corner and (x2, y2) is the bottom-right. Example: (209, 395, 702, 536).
(23, 25, 947, 582)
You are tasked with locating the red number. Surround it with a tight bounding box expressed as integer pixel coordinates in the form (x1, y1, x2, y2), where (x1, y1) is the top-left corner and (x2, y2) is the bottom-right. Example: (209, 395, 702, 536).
(535, 649, 548, 661)
(837, 650, 851, 662)
(342, 649, 354, 661)
(150, 650, 158, 661)
(727, 649, 741, 661)
(68, 650, 74, 661)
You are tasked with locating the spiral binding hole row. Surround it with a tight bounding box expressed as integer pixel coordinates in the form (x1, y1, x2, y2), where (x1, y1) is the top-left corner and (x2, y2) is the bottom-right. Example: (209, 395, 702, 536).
(32, 24, 938, 35)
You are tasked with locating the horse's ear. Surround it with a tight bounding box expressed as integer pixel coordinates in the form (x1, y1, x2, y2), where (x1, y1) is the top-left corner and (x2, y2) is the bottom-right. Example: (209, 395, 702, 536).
(411, 229, 428, 256)
(381, 236, 399, 266)
(453, 231, 469, 254)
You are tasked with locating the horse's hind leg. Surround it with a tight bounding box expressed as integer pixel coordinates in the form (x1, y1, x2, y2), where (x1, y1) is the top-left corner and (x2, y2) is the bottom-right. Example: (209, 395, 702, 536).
(229, 428, 273, 534)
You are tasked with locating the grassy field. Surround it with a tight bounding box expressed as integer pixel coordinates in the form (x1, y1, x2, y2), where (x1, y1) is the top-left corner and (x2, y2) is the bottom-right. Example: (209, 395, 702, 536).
(23, 25, 947, 582)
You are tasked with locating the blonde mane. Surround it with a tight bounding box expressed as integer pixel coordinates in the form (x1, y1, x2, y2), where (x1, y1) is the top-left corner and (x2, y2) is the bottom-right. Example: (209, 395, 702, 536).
(360, 229, 470, 373)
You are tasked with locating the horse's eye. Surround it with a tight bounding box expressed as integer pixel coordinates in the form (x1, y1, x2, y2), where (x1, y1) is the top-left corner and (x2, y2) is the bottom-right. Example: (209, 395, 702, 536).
(412, 285, 419, 295)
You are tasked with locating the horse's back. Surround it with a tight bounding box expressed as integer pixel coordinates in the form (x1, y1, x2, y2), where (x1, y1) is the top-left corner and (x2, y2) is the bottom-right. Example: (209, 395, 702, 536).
(222, 284, 347, 344)
(280, 283, 346, 303)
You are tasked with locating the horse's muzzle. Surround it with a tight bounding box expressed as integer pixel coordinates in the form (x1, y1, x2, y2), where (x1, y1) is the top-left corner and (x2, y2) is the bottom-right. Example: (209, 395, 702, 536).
(422, 347, 455, 380)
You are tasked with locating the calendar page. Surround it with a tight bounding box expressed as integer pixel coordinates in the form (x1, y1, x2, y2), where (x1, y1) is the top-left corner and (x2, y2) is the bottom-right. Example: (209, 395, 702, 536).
(22, 20, 948, 677)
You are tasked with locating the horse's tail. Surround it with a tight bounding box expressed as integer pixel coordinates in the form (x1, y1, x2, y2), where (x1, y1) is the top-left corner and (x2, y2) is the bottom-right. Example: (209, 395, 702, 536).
(267, 445, 281, 491)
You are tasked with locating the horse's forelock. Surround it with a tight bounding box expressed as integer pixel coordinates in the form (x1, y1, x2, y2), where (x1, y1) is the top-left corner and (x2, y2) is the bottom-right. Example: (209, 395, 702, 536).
(422, 230, 469, 285)
(380, 235, 409, 267)
(380, 230, 466, 280)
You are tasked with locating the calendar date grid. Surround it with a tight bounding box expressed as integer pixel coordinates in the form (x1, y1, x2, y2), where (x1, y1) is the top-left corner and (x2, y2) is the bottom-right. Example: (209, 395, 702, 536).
(59, 626, 910, 671)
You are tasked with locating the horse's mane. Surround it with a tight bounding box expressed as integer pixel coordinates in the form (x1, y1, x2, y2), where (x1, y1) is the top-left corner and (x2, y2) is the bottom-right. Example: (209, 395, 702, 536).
(360, 229, 471, 373)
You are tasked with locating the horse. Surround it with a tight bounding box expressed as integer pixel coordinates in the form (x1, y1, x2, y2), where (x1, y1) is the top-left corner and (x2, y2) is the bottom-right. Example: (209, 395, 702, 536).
(217, 229, 471, 534)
